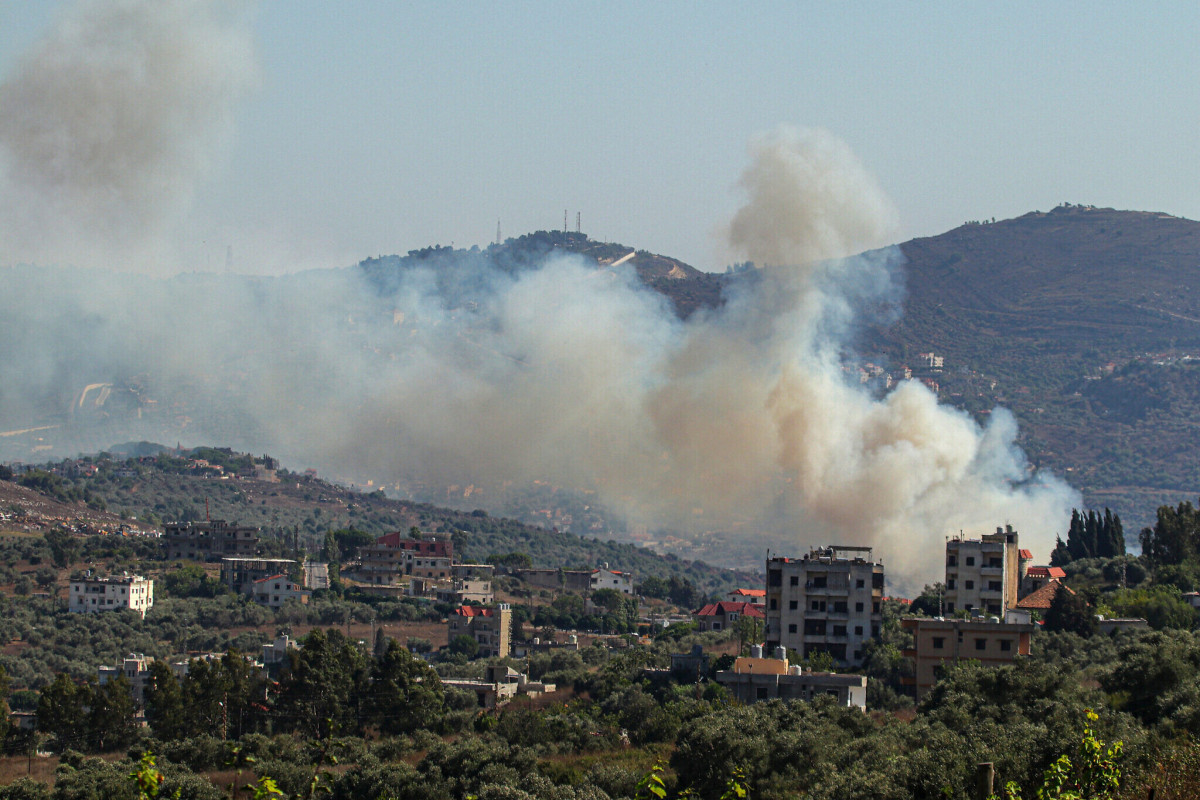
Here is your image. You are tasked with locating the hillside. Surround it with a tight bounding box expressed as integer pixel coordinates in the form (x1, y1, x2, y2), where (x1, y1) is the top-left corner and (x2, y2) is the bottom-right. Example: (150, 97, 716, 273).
(862, 205, 1200, 533)
(0, 450, 753, 594)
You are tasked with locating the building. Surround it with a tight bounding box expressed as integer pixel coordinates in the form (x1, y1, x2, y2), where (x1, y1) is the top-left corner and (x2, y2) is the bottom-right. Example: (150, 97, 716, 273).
(436, 564, 495, 605)
(69, 573, 154, 619)
(515, 568, 594, 593)
(1014, 579, 1071, 613)
(163, 519, 260, 561)
(944, 527, 1021, 617)
(591, 569, 633, 595)
(900, 617, 1034, 699)
(715, 647, 867, 709)
(247, 574, 310, 608)
(374, 532, 454, 579)
(220, 557, 299, 592)
(441, 664, 557, 709)
(448, 603, 512, 658)
(693, 601, 764, 633)
(670, 644, 710, 683)
(726, 588, 766, 606)
(1019, 565, 1066, 599)
(98, 653, 155, 705)
(764, 546, 884, 667)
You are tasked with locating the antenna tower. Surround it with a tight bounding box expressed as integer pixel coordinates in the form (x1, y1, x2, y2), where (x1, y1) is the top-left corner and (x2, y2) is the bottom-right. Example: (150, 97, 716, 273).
(576, 212, 580, 234)
(563, 209, 567, 233)
(495, 220, 501, 246)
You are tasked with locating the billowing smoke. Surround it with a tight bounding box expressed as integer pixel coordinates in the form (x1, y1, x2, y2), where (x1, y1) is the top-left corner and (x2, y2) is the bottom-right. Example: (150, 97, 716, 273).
(0, 2, 1075, 590)
(0, 126, 1075, 592)
(0, 0, 256, 271)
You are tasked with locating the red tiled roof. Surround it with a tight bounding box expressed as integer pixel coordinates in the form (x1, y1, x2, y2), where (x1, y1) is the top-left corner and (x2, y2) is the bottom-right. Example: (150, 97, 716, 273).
(1018, 549, 1033, 560)
(254, 574, 287, 583)
(729, 588, 766, 598)
(1026, 566, 1067, 579)
(454, 606, 494, 617)
(694, 601, 765, 618)
(1016, 579, 1074, 610)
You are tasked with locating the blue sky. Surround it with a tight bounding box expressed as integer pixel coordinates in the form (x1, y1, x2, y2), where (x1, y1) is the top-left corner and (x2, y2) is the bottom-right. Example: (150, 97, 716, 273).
(2, 1, 1198, 273)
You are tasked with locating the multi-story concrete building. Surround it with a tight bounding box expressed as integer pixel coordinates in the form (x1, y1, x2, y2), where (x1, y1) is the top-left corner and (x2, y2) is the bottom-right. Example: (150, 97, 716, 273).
(98, 653, 156, 705)
(247, 574, 310, 608)
(448, 603, 512, 658)
(69, 573, 154, 618)
(590, 569, 633, 595)
(764, 546, 883, 667)
(348, 533, 454, 586)
(715, 647, 867, 709)
(163, 519, 260, 561)
(944, 527, 1021, 617)
(220, 557, 299, 592)
(901, 616, 1034, 699)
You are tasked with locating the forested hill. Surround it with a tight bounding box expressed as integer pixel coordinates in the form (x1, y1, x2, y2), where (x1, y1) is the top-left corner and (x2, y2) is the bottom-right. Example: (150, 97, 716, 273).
(861, 205, 1200, 533)
(1, 449, 751, 593)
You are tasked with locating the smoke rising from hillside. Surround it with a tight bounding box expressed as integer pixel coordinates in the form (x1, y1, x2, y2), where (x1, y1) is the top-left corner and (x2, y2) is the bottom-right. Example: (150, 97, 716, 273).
(0, 116, 1076, 589)
(0, 0, 257, 271)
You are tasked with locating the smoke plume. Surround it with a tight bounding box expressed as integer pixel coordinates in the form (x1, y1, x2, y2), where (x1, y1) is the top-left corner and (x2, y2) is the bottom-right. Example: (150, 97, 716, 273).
(0, 0, 257, 271)
(0, 125, 1075, 592)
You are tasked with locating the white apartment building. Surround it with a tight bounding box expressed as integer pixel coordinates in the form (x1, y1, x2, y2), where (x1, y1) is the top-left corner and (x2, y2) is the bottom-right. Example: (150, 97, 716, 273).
(764, 546, 884, 668)
(944, 527, 1020, 617)
(69, 573, 154, 619)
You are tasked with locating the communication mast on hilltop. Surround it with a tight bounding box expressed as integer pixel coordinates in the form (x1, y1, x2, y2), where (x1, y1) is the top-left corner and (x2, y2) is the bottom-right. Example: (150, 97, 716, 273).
(495, 220, 501, 246)
(576, 212, 580, 234)
(563, 209, 567, 233)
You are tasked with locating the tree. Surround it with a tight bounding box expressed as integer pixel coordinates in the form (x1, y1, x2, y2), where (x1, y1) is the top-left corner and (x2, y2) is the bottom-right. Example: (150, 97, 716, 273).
(86, 677, 138, 751)
(369, 640, 445, 735)
(36, 674, 84, 751)
(142, 661, 188, 740)
(448, 635, 479, 660)
(275, 628, 370, 739)
(43, 529, 79, 570)
(1043, 586, 1097, 637)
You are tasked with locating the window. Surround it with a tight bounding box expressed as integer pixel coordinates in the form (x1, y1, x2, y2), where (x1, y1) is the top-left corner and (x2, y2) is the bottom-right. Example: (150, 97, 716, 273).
(947, 578, 956, 589)
(975, 638, 987, 651)
(965, 580, 974, 590)
(856, 579, 865, 589)
(1000, 639, 1012, 652)
(966, 556, 975, 566)
(768, 571, 782, 587)
(756, 687, 769, 700)
(988, 581, 1001, 591)
(947, 555, 957, 567)
(832, 625, 847, 637)
(855, 602, 864, 612)
(790, 575, 799, 586)
(932, 636, 945, 649)
(788, 623, 798, 634)
(833, 601, 847, 613)
(854, 625, 863, 636)
(811, 600, 820, 611)
(789, 600, 798, 610)
(812, 576, 827, 588)
(769, 598, 778, 610)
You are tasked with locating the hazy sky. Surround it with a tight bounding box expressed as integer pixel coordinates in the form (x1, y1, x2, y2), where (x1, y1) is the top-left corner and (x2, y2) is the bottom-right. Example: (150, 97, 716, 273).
(2, 2, 1197, 274)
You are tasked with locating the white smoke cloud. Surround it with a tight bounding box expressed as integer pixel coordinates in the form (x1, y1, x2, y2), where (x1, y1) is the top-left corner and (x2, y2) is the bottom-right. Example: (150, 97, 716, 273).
(0, 14, 1076, 600)
(0, 0, 257, 271)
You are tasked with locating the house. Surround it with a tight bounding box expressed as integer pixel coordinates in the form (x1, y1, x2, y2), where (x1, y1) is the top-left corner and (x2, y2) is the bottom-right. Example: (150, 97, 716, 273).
(764, 546, 884, 667)
(248, 574, 310, 608)
(715, 646, 867, 709)
(220, 557, 299, 592)
(1019, 565, 1067, 599)
(591, 569, 633, 595)
(69, 573, 154, 619)
(262, 635, 297, 670)
(98, 653, 155, 705)
(693, 601, 764, 633)
(900, 617, 1034, 699)
(436, 564, 495, 605)
(670, 644, 710, 683)
(944, 527, 1021, 617)
(726, 588, 766, 606)
(441, 664, 556, 709)
(448, 603, 512, 658)
(163, 519, 260, 561)
(347, 533, 454, 586)
(1014, 579, 1072, 612)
